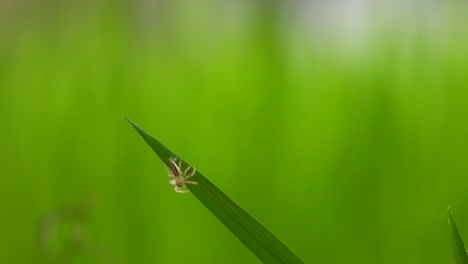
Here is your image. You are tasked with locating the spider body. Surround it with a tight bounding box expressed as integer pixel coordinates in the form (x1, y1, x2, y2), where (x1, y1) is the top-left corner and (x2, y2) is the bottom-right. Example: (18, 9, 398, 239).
(166, 158, 198, 193)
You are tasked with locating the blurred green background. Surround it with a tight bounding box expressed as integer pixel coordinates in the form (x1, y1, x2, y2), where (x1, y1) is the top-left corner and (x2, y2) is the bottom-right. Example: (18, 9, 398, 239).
(1, 1, 468, 263)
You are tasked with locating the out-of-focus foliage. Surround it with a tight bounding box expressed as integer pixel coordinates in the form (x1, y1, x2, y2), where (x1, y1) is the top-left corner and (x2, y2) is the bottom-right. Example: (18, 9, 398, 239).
(1, 1, 468, 263)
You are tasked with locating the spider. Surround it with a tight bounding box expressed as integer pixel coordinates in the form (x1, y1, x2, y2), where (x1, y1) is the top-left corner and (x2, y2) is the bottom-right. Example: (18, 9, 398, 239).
(165, 157, 198, 193)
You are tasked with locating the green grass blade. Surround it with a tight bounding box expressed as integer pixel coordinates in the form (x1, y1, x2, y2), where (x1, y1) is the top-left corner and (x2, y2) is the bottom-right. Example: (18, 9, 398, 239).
(125, 117, 304, 264)
(449, 207, 468, 264)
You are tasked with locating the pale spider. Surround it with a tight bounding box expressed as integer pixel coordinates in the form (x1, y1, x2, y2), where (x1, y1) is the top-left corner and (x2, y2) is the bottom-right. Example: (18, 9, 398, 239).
(165, 157, 198, 193)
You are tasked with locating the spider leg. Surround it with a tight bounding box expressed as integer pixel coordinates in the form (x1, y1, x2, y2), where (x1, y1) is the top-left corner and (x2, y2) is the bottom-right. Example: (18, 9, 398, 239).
(175, 186, 189, 193)
(184, 167, 197, 179)
(169, 179, 176, 185)
(185, 174, 195, 180)
(183, 165, 192, 174)
(185, 180, 198, 185)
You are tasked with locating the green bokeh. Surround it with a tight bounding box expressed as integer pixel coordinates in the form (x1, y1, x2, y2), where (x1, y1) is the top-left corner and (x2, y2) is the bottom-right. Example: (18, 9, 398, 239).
(1, 2, 468, 263)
